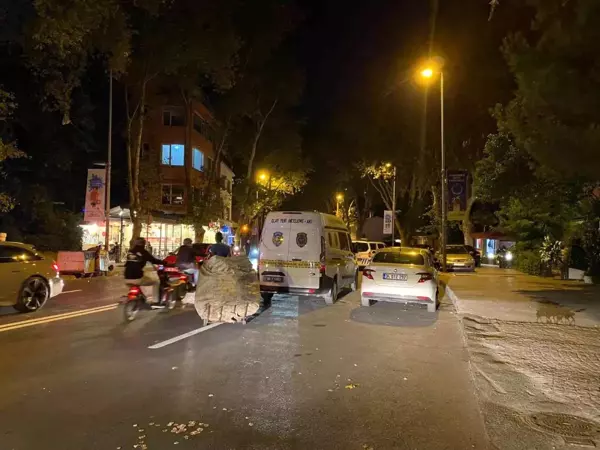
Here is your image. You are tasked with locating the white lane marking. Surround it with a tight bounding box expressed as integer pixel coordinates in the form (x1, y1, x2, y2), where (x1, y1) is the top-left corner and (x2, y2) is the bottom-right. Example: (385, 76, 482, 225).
(148, 323, 223, 349)
(60, 290, 83, 294)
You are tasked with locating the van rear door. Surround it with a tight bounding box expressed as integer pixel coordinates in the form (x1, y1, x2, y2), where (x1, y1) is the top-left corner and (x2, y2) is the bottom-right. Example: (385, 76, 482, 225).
(260, 213, 320, 290)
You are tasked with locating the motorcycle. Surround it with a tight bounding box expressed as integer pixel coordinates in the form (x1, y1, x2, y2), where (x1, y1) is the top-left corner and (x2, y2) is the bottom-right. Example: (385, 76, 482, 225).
(123, 264, 187, 322)
(496, 248, 514, 268)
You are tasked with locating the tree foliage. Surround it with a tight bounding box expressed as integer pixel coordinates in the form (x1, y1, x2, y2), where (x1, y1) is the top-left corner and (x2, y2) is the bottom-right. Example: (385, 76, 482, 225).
(0, 88, 25, 212)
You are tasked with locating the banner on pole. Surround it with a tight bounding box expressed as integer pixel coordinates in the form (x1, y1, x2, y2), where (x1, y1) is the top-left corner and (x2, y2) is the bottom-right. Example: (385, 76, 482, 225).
(447, 170, 469, 221)
(383, 210, 393, 235)
(84, 169, 106, 223)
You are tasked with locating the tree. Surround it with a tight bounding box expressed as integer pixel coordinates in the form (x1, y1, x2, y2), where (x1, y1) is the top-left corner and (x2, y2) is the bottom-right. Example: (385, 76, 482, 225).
(0, 88, 25, 212)
(498, 0, 600, 179)
(25, 0, 240, 237)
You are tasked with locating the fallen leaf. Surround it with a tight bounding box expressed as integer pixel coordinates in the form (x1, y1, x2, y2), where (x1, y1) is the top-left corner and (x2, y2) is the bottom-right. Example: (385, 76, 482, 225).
(345, 383, 360, 389)
(133, 424, 138, 428)
(403, 377, 407, 381)
(172, 366, 178, 370)
(167, 422, 174, 426)
(248, 423, 254, 427)
(208, 394, 214, 397)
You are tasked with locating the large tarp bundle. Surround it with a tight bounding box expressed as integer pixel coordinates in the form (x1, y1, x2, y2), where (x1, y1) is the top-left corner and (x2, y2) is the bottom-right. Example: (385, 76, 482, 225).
(194, 256, 261, 323)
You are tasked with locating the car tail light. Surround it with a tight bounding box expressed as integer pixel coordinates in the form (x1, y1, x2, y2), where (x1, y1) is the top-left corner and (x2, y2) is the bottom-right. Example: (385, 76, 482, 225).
(363, 292, 373, 297)
(417, 272, 433, 283)
(179, 275, 188, 281)
(363, 269, 375, 280)
(417, 296, 431, 301)
(51, 261, 59, 273)
(308, 288, 316, 294)
(319, 263, 326, 274)
(128, 286, 141, 299)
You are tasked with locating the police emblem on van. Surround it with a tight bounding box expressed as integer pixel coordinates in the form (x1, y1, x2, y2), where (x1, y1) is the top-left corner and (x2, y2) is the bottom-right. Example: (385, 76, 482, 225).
(296, 232, 308, 248)
(272, 231, 284, 247)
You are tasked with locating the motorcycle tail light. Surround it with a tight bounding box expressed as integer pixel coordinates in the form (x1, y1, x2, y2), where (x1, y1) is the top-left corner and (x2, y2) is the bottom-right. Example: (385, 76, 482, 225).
(127, 286, 141, 299)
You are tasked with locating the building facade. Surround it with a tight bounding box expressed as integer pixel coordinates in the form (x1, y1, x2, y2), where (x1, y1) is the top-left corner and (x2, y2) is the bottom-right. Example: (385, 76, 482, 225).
(142, 89, 235, 244)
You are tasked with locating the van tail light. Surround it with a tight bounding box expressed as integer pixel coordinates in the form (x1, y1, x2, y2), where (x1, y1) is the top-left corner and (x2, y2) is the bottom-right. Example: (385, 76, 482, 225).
(363, 269, 375, 280)
(417, 272, 433, 283)
(51, 261, 60, 273)
(319, 263, 326, 274)
(417, 296, 431, 302)
(127, 286, 141, 299)
(320, 236, 326, 263)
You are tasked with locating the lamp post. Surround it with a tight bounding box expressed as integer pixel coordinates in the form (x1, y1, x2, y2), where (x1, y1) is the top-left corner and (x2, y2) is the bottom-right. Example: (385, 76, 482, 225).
(385, 163, 397, 247)
(104, 69, 113, 250)
(256, 170, 270, 235)
(420, 61, 447, 271)
(335, 193, 344, 216)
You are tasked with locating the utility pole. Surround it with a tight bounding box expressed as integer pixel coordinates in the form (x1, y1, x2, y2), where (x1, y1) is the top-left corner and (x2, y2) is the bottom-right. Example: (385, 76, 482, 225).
(391, 165, 397, 247)
(104, 69, 113, 249)
(440, 72, 447, 272)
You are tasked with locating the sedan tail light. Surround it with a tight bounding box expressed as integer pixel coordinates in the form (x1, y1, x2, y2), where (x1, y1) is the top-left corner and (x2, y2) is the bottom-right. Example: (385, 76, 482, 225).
(417, 272, 433, 283)
(363, 268, 375, 280)
(51, 261, 60, 273)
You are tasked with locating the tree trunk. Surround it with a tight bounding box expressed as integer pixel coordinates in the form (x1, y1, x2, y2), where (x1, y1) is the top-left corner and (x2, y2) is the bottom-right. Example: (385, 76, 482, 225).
(195, 226, 205, 243)
(462, 196, 475, 246)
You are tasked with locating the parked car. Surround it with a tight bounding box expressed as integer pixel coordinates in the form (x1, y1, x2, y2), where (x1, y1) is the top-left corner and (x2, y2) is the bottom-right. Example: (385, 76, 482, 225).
(259, 211, 358, 305)
(463, 245, 481, 267)
(445, 245, 476, 272)
(353, 240, 386, 268)
(361, 247, 439, 312)
(0, 242, 64, 312)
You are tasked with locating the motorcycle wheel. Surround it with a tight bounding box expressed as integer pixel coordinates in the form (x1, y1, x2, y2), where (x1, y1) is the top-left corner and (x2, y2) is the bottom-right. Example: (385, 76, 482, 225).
(175, 284, 186, 301)
(123, 299, 140, 322)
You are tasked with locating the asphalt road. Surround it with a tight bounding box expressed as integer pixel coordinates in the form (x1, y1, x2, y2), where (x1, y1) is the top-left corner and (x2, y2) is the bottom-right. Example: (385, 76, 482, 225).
(0, 276, 490, 450)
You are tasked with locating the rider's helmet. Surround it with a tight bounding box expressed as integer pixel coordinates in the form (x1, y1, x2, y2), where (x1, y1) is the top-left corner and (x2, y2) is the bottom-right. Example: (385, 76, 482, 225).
(132, 237, 146, 249)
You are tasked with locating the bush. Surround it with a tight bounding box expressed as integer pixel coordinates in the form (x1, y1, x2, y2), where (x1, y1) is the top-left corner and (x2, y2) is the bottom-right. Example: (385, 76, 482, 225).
(515, 250, 547, 276)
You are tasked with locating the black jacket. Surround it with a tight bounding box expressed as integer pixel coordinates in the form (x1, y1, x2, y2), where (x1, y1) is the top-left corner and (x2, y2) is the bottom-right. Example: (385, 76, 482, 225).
(124, 246, 163, 279)
(175, 245, 196, 266)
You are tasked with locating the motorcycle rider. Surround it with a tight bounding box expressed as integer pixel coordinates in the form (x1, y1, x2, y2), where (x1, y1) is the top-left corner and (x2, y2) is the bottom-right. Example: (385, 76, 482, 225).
(175, 238, 199, 287)
(124, 237, 164, 303)
(209, 232, 232, 258)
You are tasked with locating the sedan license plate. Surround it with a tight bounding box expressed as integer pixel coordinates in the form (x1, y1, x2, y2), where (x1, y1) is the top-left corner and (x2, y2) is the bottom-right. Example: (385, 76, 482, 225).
(264, 276, 283, 283)
(383, 273, 408, 281)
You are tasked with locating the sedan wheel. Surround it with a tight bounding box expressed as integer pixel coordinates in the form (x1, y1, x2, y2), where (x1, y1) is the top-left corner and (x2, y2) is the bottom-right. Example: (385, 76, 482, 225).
(14, 277, 49, 313)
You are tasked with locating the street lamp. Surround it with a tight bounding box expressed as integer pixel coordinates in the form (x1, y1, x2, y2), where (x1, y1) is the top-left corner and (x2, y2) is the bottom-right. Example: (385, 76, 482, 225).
(384, 163, 397, 247)
(335, 193, 344, 216)
(419, 58, 447, 271)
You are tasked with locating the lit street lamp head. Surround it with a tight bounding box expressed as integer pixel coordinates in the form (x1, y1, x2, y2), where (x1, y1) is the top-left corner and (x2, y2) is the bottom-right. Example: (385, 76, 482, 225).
(336, 193, 344, 202)
(421, 68, 434, 78)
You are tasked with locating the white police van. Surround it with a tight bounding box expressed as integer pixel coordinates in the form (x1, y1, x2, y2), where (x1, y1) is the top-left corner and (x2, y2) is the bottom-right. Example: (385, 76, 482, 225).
(259, 211, 358, 304)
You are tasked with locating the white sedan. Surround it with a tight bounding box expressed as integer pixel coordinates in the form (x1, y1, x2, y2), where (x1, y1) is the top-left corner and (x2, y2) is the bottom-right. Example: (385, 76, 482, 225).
(360, 247, 439, 312)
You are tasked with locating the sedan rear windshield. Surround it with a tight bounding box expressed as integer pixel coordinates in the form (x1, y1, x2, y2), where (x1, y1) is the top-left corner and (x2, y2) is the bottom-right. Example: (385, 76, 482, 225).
(372, 252, 425, 265)
(354, 242, 369, 252)
(446, 246, 468, 254)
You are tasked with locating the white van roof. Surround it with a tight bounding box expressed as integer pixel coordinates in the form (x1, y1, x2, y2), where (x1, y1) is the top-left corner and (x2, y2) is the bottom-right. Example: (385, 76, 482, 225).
(265, 211, 348, 231)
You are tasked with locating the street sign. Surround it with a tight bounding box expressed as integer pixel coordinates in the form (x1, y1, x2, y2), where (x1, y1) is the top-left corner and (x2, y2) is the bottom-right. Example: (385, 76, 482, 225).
(447, 170, 469, 221)
(84, 169, 106, 223)
(383, 210, 393, 235)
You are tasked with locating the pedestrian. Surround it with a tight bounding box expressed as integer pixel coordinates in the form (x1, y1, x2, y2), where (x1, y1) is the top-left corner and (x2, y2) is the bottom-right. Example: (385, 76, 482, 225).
(244, 239, 251, 256)
(209, 232, 232, 258)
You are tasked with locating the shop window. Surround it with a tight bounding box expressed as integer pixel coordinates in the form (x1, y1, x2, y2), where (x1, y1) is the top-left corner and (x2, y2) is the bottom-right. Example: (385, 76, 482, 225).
(193, 148, 204, 171)
(162, 184, 185, 205)
(161, 144, 184, 166)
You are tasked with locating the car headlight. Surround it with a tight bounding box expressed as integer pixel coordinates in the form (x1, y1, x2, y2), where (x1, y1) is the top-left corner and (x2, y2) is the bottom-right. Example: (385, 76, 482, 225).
(505, 252, 513, 261)
(487, 252, 495, 259)
(234, 245, 240, 252)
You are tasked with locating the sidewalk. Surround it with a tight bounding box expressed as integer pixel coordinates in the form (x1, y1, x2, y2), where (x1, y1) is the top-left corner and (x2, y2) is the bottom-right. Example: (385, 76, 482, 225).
(446, 267, 600, 327)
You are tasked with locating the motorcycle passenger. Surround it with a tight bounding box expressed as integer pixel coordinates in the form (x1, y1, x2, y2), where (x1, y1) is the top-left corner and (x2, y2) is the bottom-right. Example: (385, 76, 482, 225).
(124, 237, 164, 302)
(209, 232, 232, 258)
(175, 238, 199, 287)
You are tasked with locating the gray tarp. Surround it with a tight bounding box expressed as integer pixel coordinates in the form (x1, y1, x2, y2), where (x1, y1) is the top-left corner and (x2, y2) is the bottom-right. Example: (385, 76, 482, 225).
(193, 256, 261, 323)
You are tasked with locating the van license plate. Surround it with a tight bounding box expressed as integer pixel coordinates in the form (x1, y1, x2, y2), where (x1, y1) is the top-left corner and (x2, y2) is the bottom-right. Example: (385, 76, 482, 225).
(265, 276, 283, 283)
(383, 273, 407, 281)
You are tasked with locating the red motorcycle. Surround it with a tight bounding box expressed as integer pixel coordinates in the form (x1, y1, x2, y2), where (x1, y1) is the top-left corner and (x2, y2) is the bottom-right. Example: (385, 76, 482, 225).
(123, 264, 186, 322)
